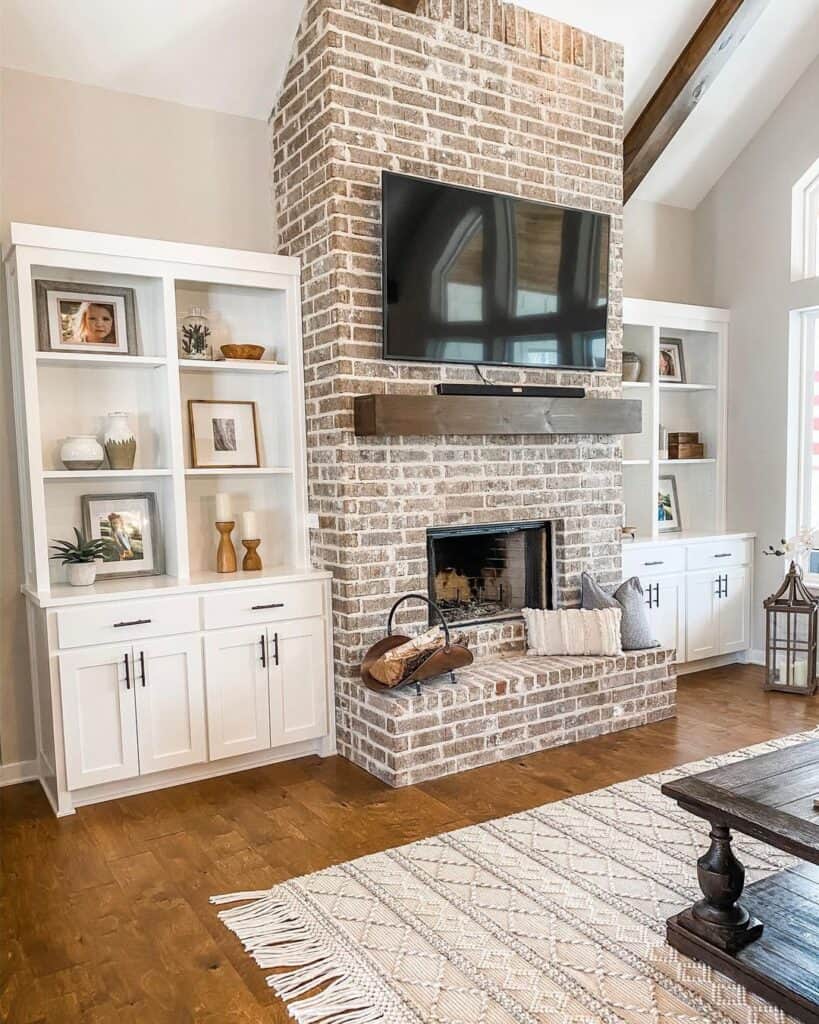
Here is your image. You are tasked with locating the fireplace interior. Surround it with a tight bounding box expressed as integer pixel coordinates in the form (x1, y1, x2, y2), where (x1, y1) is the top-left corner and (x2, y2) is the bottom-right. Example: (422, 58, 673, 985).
(427, 521, 553, 626)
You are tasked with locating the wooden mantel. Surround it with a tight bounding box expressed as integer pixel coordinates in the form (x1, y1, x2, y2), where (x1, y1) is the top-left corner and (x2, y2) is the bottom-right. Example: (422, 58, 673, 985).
(354, 394, 642, 437)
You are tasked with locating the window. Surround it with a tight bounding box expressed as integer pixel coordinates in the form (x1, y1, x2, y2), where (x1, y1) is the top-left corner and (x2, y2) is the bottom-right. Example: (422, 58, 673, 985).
(788, 309, 819, 576)
(791, 158, 819, 281)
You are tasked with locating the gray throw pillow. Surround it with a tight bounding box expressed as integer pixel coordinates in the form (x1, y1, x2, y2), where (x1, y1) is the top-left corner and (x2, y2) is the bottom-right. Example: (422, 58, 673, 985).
(581, 572, 658, 651)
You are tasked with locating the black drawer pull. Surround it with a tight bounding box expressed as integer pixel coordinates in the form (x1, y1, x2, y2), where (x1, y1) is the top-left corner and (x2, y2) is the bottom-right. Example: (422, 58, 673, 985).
(139, 650, 147, 687)
(124, 653, 131, 690)
(714, 553, 732, 558)
(260, 634, 266, 668)
(644, 560, 664, 566)
(113, 618, 152, 628)
(252, 602, 285, 611)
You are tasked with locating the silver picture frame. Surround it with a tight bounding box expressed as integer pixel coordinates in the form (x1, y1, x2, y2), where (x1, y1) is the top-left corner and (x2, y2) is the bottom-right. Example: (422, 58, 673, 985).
(81, 491, 163, 579)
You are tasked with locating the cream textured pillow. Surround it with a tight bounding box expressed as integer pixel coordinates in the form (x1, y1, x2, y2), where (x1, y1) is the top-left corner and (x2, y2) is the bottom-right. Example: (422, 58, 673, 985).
(522, 607, 623, 657)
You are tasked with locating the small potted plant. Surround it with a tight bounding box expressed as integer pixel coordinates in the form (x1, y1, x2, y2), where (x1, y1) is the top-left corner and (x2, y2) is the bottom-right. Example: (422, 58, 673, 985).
(50, 528, 116, 587)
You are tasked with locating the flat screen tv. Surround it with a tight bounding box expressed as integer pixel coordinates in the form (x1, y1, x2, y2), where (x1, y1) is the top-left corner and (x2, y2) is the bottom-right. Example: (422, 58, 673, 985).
(382, 171, 610, 370)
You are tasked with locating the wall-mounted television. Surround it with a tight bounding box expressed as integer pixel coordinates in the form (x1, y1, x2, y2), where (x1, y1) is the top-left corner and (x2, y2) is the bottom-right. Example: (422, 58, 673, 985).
(382, 171, 610, 371)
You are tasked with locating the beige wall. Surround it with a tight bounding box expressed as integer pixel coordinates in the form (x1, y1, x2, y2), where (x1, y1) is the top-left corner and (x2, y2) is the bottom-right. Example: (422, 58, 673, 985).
(622, 198, 702, 304)
(0, 68, 273, 768)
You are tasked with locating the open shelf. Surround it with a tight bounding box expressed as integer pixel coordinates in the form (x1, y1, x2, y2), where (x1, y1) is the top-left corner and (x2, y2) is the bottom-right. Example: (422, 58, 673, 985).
(622, 297, 728, 539)
(659, 458, 717, 466)
(184, 468, 292, 477)
(44, 469, 173, 480)
(36, 352, 167, 369)
(179, 359, 288, 374)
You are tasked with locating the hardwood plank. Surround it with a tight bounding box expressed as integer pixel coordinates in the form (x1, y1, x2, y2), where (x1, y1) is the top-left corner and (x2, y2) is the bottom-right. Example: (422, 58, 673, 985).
(2, 664, 817, 1023)
(624, 0, 771, 201)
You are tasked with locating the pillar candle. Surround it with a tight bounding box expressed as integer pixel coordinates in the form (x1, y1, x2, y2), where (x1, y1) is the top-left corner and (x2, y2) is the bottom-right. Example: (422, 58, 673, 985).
(215, 493, 231, 522)
(241, 510, 258, 539)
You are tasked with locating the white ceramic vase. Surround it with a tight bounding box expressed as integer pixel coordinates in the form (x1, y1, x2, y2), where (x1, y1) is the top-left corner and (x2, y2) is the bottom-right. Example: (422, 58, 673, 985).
(104, 412, 136, 470)
(60, 434, 104, 471)
(67, 562, 97, 587)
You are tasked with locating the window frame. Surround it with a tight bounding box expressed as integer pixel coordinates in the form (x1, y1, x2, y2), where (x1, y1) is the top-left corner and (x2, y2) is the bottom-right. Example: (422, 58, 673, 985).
(788, 308, 819, 582)
(791, 159, 819, 281)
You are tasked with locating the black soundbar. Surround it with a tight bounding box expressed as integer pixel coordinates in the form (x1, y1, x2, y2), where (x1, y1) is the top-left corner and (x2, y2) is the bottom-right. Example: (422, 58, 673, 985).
(435, 383, 586, 398)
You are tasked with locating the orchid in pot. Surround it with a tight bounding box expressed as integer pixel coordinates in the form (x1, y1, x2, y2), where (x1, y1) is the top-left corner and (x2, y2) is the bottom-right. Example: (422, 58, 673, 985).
(50, 528, 117, 587)
(763, 528, 819, 577)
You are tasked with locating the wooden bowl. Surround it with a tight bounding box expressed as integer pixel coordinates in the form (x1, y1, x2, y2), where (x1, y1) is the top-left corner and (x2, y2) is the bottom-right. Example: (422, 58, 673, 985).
(220, 344, 265, 361)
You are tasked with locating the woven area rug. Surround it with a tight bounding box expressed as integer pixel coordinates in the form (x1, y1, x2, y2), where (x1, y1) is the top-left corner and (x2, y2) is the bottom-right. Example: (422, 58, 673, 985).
(212, 731, 818, 1024)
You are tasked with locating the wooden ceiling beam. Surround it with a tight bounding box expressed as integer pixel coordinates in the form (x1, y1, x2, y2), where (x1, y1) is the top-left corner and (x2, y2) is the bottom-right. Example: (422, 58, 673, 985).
(624, 0, 770, 203)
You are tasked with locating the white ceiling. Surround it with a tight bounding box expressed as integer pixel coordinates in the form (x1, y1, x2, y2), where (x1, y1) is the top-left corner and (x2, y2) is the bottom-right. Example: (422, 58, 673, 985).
(2, 0, 819, 208)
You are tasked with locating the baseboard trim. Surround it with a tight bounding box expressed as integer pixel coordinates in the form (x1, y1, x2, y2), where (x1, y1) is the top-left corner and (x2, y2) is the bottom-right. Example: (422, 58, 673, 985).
(746, 649, 765, 666)
(0, 759, 39, 788)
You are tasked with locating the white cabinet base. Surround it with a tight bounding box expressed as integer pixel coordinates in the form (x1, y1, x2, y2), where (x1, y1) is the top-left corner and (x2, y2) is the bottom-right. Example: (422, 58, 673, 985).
(46, 734, 337, 816)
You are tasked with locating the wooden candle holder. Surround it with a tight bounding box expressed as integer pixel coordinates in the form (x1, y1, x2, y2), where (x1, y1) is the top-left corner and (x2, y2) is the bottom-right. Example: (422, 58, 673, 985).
(242, 539, 262, 571)
(215, 521, 237, 573)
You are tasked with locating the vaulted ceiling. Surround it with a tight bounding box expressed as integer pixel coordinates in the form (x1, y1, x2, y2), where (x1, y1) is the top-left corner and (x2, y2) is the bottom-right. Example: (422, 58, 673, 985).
(2, 0, 818, 208)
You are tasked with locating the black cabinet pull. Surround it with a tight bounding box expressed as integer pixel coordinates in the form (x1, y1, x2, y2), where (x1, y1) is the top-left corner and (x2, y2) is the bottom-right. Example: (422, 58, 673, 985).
(273, 632, 279, 667)
(714, 553, 732, 559)
(252, 602, 285, 611)
(113, 618, 152, 628)
(124, 653, 131, 690)
(723, 574, 729, 598)
(260, 634, 266, 668)
(644, 560, 664, 566)
(715, 577, 724, 598)
(652, 583, 660, 609)
(139, 650, 146, 687)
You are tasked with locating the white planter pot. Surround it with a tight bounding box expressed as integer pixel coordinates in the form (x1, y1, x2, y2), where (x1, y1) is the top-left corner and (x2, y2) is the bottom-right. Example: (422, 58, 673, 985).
(103, 412, 136, 470)
(67, 562, 97, 587)
(60, 434, 104, 471)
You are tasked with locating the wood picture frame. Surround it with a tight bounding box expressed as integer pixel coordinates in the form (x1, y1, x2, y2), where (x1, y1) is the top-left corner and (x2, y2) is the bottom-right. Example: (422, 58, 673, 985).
(188, 399, 261, 469)
(81, 491, 163, 580)
(35, 280, 138, 355)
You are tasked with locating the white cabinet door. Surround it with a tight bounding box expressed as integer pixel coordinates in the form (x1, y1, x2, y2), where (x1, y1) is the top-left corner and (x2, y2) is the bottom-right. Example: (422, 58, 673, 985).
(644, 574, 686, 661)
(686, 571, 720, 662)
(59, 642, 139, 790)
(718, 565, 751, 655)
(268, 618, 328, 747)
(134, 635, 207, 775)
(204, 626, 271, 761)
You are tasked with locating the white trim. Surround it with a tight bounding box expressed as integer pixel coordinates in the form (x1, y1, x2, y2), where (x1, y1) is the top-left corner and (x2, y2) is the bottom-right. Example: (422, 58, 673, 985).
(67, 737, 334, 811)
(0, 759, 39, 788)
(676, 653, 746, 676)
(623, 297, 730, 325)
(6, 222, 299, 277)
(786, 308, 819, 556)
(791, 158, 819, 282)
(745, 648, 766, 666)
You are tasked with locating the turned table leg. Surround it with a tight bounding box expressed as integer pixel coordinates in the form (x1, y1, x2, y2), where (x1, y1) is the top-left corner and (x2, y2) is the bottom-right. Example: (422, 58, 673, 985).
(678, 823, 763, 954)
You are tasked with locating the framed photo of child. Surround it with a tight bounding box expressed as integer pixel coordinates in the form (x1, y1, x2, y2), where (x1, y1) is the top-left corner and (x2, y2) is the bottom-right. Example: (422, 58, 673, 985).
(657, 475, 682, 533)
(81, 492, 162, 579)
(658, 337, 686, 383)
(35, 280, 138, 355)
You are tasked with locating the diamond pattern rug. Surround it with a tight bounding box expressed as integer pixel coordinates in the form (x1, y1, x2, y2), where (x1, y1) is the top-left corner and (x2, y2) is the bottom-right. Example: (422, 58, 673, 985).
(213, 732, 816, 1024)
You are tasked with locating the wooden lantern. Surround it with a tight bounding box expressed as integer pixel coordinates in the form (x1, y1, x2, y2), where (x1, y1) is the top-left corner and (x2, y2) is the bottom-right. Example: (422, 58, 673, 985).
(764, 561, 819, 695)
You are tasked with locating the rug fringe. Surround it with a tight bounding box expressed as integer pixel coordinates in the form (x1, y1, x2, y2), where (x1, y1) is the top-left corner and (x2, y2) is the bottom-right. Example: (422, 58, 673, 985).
(210, 890, 383, 1024)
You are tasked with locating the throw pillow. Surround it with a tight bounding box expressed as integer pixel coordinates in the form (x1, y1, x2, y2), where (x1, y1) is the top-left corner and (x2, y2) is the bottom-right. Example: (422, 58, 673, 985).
(522, 607, 623, 657)
(581, 571, 658, 651)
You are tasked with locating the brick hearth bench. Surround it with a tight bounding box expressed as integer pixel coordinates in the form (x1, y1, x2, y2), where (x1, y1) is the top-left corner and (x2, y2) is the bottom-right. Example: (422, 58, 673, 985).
(336, 649, 677, 787)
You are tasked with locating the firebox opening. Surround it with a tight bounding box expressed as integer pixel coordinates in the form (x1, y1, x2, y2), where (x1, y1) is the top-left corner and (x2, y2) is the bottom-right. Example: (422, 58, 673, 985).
(427, 521, 553, 627)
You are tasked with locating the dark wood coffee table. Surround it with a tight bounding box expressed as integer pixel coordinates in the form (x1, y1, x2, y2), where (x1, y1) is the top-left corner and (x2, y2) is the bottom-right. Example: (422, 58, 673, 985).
(662, 739, 819, 1024)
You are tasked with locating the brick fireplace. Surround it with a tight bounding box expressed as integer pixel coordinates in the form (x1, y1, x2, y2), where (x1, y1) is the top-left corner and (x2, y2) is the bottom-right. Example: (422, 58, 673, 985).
(269, 0, 673, 782)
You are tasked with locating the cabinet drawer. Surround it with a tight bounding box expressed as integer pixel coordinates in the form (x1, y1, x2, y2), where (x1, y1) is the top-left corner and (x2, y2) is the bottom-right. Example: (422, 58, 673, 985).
(202, 581, 323, 630)
(686, 539, 752, 572)
(57, 596, 200, 650)
(622, 545, 685, 579)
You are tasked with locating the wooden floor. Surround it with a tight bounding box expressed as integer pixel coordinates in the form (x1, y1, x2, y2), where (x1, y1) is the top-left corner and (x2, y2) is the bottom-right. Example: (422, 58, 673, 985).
(2, 664, 817, 1023)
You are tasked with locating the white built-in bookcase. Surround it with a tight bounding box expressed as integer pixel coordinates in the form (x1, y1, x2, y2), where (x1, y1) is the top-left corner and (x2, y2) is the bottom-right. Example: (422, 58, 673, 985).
(621, 298, 729, 540)
(5, 223, 311, 602)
